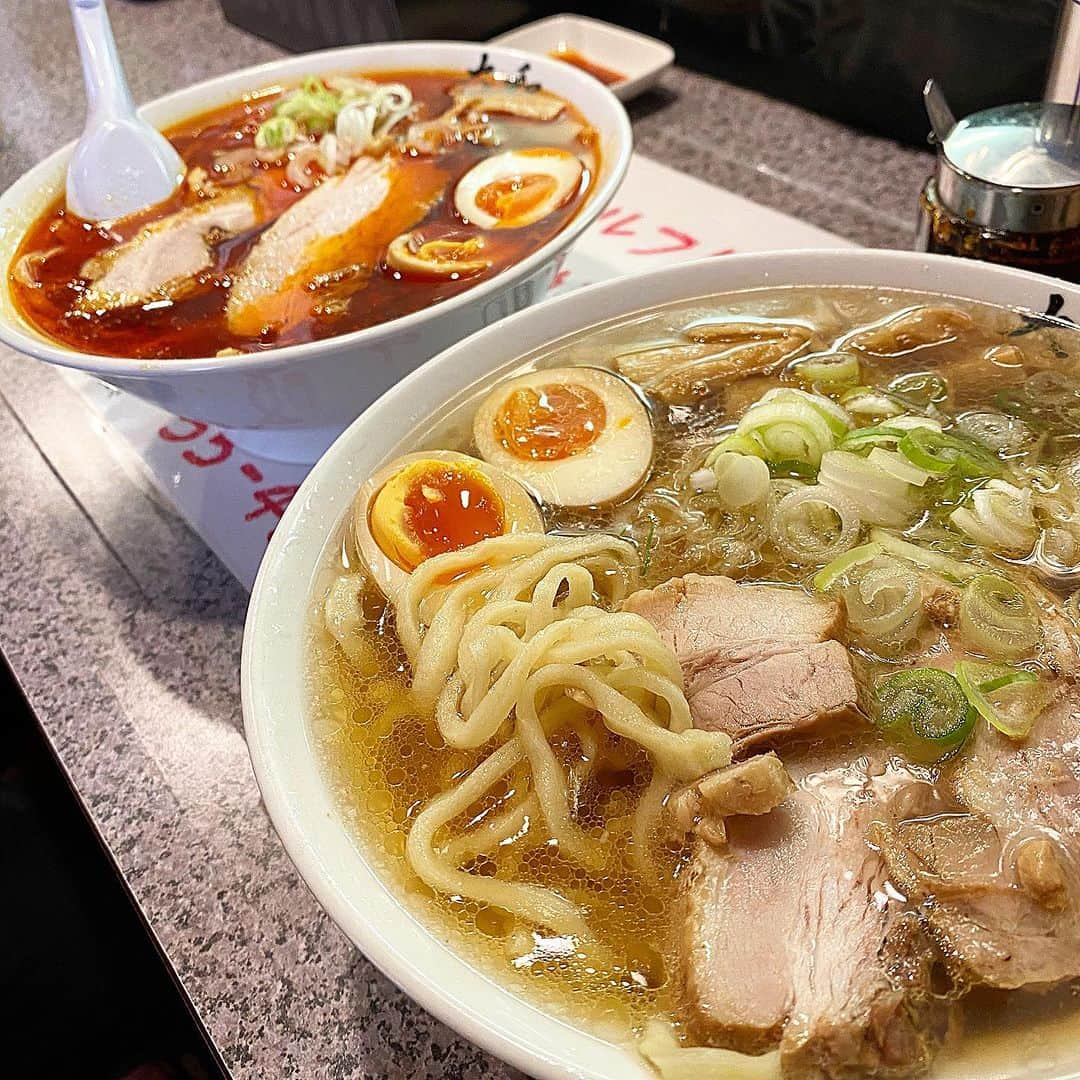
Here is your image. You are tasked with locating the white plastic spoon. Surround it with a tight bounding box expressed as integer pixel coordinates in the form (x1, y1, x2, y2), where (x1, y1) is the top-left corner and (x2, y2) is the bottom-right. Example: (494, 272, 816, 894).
(66, 0, 185, 222)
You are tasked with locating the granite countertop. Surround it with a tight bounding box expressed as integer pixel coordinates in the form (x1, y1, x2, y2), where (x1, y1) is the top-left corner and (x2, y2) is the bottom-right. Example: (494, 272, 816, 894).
(0, 2, 931, 1076)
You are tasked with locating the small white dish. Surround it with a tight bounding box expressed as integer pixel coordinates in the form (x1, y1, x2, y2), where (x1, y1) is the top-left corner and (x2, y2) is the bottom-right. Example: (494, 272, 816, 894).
(491, 15, 674, 101)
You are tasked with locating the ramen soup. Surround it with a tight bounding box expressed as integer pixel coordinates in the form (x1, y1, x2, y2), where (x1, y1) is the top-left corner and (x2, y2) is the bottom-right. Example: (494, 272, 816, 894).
(310, 286, 1080, 1078)
(9, 67, 598, 359)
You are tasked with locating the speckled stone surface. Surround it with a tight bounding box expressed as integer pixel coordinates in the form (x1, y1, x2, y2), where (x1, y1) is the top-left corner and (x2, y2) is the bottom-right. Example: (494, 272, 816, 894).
(0, 3, 931, 1076)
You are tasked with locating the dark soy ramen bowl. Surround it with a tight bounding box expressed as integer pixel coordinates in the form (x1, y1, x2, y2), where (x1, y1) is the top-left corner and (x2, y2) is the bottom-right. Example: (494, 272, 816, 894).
(242, 251, 1080, 1080)
(0, 42, 632, 463)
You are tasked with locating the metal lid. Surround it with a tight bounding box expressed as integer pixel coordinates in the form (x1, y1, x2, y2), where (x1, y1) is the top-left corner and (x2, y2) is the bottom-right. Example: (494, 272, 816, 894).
(930, 96, 1080, 233)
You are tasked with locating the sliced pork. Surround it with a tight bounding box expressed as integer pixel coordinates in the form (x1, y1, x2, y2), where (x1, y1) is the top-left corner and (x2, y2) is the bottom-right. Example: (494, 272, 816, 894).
(624, 575, 859, 751)
(79, 194, 257, 311)
(874, 690, 1080, 991)
(450, 79, 567, 121)
(681, 747, 951, 1077)
(668, 752, 794, 846)
(615, 324, 812, 404)
(226, 156, 444, 336)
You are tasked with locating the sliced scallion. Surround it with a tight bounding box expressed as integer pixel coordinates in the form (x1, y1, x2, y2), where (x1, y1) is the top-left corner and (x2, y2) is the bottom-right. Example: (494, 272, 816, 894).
(703, 433, 765, 463)
(769, 484, 861, 566)
(874, 667, 974, 762)
(254, 115, 299, 150)
(867, 447, 933, 486)
(949, 479, 1039, 555)
(845, 560, 923, 644)
(954, 660, 1048, 739)
(838, 425, 909, 452)
(840, 386, 905, 418)
(868, 528, 978, 582)
(898, 427, 1002, 479)
(791, 350, 861, 386)
(812, 541, 883, 591)
(888, 371, 949, 407)
(959, 574, 1041, 660)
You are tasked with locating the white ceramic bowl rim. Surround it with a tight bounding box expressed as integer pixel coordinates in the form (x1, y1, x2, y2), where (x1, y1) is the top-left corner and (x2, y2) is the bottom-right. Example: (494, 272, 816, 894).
(242, 250, 1080, 1080)
(0, 40, 632, 378)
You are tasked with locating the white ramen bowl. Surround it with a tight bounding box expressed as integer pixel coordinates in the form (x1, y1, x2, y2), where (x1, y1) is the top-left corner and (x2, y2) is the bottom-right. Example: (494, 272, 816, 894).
(243, 250, 1080, 1079)
(0, 41, 632, 462)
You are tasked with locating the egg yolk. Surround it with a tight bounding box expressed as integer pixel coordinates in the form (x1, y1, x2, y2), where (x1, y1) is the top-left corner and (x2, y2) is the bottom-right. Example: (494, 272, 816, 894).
(370, 460, 506, 571)
(493, 383, 606, 461)
(476, 173, 560, 225)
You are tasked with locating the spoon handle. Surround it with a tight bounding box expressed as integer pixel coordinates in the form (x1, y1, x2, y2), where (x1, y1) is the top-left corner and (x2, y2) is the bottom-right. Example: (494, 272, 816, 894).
(69, 0, 134, 118)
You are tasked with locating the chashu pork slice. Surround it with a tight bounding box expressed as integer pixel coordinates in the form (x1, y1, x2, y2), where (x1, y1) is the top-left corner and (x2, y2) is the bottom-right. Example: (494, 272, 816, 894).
(450, 79, 567, 121)
(682, 746, 952, 1078)
(874, 686, 1080, 991)
(79, 194, 257, 312)
(624, 575, 860, 752)
(226, 155, 444, 337)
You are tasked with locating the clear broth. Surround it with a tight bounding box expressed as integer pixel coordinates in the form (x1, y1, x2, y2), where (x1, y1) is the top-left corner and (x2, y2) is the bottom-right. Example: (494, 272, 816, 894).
(309, 285, 1080, 1065)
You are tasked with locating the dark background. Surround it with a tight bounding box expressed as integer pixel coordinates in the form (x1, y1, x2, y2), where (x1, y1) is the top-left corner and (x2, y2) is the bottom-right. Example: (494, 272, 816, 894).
(0, 657, 226, 1080)
(220, 0, 1063, 147)
(404, 0, 1061, 147)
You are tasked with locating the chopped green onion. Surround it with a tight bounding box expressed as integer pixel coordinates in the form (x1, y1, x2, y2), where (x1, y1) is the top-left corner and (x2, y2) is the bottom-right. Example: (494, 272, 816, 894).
(703, 433, 766, 463)
(768, 458, 818, 479)
(790, 350, 861, 386)
(899, 427, 1002, 479)
(845, 559, 923, 645)
(959, 574, 1041, 660)
(840, 386, 905, 418)
(736, 396, 836, 467)
(759, 388, 853, 436)
(254, 115, 299, 150)
(949, 479, 1039, 554)
(769, 484, 861, 566)
(868, 529, 978, 582)
(812, 541, 883, 591)
(275, 75, 343, 133)
(818, 450, 917, 528)
(708, 451, 771, 508)
(867, 447, 932, 486)
(888, 371, 948, 407)
(954, 660, 1048, 739)
(874, 667, 974, 762)
(889, 415, 944, 433)
(838, 425, 909, 452)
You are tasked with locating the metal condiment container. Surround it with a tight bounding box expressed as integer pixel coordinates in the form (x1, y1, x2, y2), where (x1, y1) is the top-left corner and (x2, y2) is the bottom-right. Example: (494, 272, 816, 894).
(916, 86, 1080, 281)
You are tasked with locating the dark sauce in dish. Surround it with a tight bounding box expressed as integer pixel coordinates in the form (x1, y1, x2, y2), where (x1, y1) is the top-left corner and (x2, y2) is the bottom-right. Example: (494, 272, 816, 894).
(549, 47, 625, 87)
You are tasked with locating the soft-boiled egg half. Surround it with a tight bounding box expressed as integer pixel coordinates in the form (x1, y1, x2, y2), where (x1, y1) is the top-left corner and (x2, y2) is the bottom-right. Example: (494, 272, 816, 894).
(473, 366, 653, 507)
(386, 228, 492, 279)
(352, 450, 544, 596)
(454, 148, 585, 230)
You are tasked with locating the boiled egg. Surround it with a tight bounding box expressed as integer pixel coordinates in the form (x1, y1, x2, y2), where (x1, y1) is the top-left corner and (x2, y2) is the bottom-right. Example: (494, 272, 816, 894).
(352, 449, 544, 596)
(473, 366, 653, 507)
(386, 228, 492, 279)
(454, 148, 584, 230)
